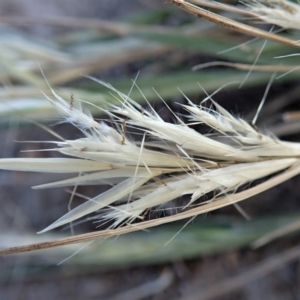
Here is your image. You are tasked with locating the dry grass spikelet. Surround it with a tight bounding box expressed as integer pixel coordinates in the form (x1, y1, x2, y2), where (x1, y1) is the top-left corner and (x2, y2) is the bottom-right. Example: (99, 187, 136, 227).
(1, 80, 300, 256)
(247, 0, 300, 30)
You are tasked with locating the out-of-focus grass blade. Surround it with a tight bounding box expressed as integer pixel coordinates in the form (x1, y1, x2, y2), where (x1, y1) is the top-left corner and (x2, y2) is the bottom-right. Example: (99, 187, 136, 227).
(1, 23, 299, 86)
(0, 17, 299, 124)
(6, 33, 298, 87)
(46, 38, 171, 85)
(132, 30, 300, 64)
(0, 69, 289, 124)
(1, 213, 299, 279)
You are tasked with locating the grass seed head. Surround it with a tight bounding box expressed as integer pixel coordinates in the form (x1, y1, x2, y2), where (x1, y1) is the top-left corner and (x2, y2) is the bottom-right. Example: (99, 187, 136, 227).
(247, 0, 300, 30)
(0, 84, 300, 236)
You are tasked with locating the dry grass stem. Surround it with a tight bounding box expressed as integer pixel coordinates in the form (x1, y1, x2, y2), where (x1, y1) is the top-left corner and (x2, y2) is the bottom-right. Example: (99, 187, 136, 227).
(193, 61, 300, 73)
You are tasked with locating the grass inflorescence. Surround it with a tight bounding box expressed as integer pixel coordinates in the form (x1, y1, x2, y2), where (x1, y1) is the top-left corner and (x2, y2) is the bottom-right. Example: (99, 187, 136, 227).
(1, 0, 300, 256)
(2, 80, 300, 254)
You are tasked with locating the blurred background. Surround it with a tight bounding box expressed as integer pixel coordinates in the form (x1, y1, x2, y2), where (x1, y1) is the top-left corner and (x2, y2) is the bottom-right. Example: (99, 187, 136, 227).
(0, 0, 300, 299)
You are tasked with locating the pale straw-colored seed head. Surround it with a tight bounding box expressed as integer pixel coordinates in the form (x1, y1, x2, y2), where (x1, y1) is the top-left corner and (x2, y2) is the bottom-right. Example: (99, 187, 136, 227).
(0, 83, 300, 238)
(246, 0, 300, 30)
